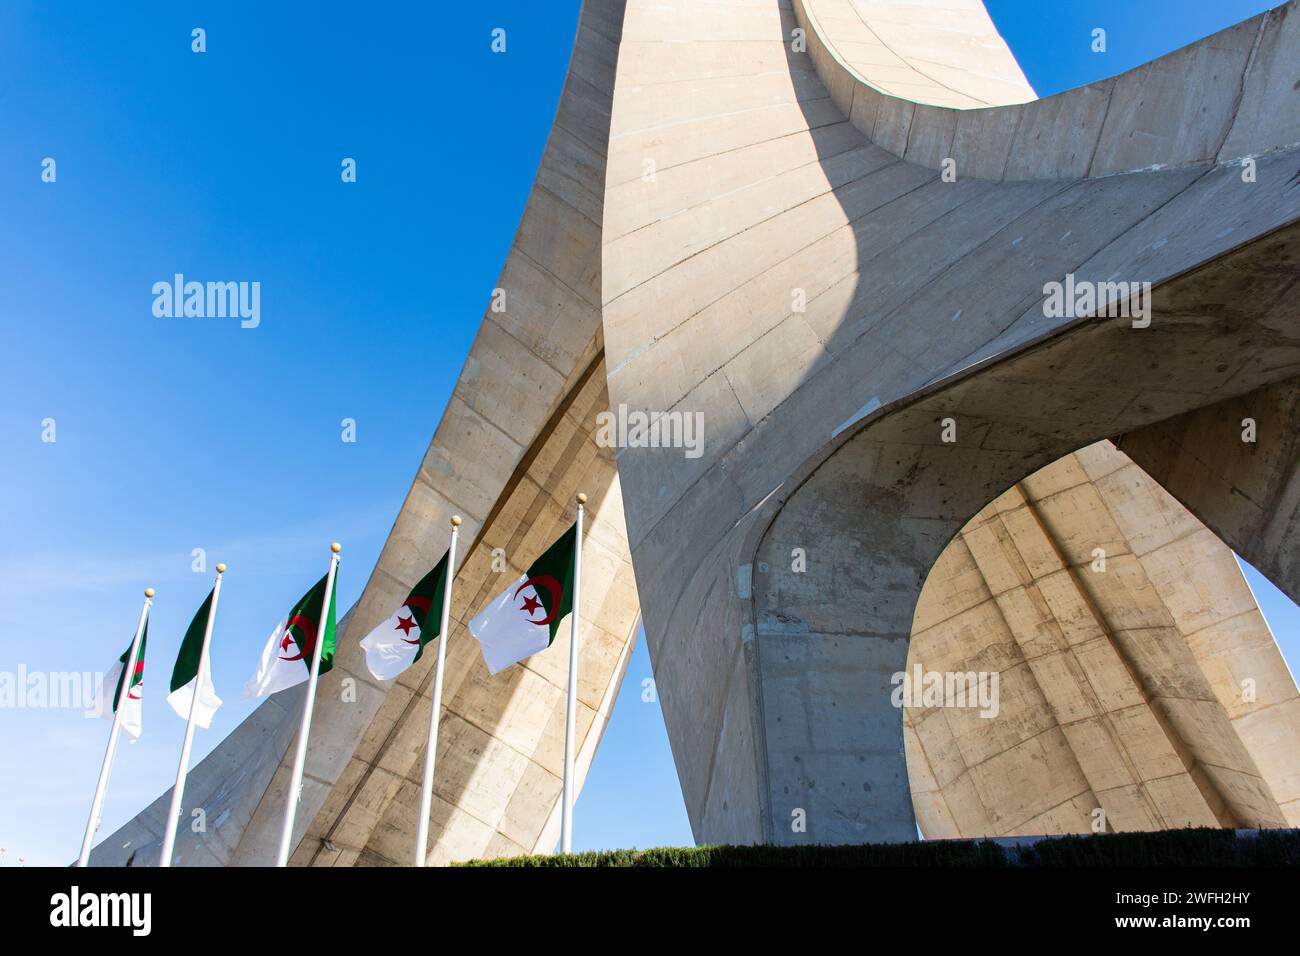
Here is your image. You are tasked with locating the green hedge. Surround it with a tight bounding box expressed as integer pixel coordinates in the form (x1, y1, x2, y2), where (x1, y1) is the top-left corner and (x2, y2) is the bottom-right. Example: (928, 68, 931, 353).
(457, 828, 1300, 867)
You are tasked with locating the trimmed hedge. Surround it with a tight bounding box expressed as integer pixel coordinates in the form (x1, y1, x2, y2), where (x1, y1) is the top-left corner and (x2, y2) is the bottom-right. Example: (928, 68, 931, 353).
(457, 827, 1300, 867)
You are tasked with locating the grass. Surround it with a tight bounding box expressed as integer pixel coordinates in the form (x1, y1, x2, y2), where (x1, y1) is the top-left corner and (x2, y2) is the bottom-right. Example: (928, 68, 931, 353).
(457, 827, 1300, 867)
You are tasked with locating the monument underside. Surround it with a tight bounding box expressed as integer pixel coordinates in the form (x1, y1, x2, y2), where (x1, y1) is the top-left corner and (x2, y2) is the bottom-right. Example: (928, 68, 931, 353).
(908, 439, 1300, 838)
(92, 0, 1300, 864)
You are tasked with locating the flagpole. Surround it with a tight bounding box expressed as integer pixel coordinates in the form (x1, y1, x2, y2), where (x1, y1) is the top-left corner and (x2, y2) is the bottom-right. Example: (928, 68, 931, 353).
(275, 543, 340, 867)
(414, 515, 461, 867)
(561, 493, 585, 854)
(77, 587, 153, 867)
(159, 564, 225, 867)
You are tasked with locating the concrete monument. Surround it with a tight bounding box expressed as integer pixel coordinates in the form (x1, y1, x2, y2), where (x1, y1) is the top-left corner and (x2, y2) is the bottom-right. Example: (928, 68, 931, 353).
(90, 0, 1300, 864)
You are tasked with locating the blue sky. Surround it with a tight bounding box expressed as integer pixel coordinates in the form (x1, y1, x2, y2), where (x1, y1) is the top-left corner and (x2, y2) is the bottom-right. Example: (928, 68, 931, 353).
(0, 0, 1291, 866)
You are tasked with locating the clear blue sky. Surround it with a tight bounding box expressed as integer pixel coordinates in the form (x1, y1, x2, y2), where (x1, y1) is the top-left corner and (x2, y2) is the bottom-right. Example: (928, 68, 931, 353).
(0, 0, 1291, 866)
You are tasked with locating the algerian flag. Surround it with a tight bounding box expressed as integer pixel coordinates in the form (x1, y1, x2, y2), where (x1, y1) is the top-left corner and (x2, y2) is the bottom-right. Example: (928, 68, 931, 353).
(469, 523, 575, 674)
(91, 623, 148, 741)
(360, 550, 448, 681)
(166, 588, 223, 728)
(244, 572, 338, 698)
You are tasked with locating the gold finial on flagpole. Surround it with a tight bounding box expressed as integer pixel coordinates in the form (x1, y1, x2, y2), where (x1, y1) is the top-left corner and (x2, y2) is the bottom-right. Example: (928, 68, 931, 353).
(451, 515, 462, 527)
(216, 563, 227, 574)
(331, 542, 341, 554)
(577, 493, 587, 505)
(145, 587, 155, 598)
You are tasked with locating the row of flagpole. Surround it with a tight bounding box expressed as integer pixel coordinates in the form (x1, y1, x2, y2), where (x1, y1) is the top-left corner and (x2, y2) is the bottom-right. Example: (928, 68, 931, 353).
(77, 492, 587, 869)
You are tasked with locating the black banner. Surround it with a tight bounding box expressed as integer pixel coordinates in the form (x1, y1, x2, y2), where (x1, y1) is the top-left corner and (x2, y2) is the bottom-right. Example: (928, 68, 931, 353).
(0, 864, 1290, 941)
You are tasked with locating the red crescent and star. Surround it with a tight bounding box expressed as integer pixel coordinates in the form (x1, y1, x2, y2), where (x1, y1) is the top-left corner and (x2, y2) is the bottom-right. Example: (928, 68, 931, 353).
(395, 613, 419, 644)
(278, 614, 318, 661)
(514, 575, 563, 626)
(394, 597, 431, 645)
(127, 660, 144, 700)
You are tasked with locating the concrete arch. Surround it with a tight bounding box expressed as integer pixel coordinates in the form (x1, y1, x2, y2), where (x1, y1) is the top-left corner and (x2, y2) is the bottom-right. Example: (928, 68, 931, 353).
(743, 227, 1300, 844)
(602, 0, 1300, 846)
(903, 439, 1300, 840)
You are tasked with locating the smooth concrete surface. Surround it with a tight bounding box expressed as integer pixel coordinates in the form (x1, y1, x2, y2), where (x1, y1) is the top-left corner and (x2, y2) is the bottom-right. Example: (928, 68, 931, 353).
(798, 0, 1036, 108)
(601, 0, 1300, 845)
(798, 0, 1299, 178)
(91, 0, 1300, 863)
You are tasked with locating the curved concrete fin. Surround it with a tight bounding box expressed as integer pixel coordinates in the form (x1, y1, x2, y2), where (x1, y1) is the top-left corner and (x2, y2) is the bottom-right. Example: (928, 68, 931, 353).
(798, 0, 1298, 177)
(89, 0, 637, 868)
(601, 0, 1300, 845)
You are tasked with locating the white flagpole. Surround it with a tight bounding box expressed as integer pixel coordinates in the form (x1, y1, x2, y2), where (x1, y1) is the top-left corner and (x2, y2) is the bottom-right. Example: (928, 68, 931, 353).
(275, 543, 340, 867)
(561, 493, 586, 854)
(77, 587, 153, 867)
(159, 564, 225, 867)
(414, 515, 461, 867)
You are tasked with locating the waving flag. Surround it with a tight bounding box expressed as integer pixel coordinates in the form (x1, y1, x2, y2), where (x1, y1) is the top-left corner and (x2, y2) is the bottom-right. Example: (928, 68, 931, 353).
(360, 550, 449, 680)
(469, 523, 575, 673)
(244, 572, 338, 697)
(166, 587, 223, 728)
(92, 623, 148, 740)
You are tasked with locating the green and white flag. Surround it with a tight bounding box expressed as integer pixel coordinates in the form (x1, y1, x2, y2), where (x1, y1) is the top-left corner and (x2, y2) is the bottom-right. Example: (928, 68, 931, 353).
(360, 550, 448, 681)
(244, 573, 338, 697)
(469, 523, 575, 674)
(92, 624, 148, 740)
(166, 588, 223, 728)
